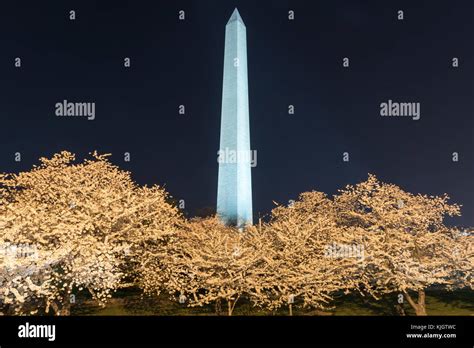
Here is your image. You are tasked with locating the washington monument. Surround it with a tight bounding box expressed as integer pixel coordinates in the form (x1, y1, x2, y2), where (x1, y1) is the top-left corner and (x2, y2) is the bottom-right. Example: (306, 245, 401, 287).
(217, 8, 253, 227)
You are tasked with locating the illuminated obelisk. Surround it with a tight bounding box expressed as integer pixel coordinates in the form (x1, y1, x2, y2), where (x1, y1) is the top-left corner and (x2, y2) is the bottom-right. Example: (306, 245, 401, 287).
(217, 8, 253, 228)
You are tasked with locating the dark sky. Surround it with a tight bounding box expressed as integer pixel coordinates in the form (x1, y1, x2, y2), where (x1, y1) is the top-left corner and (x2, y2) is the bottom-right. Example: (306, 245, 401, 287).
(0, 0, 472, 226)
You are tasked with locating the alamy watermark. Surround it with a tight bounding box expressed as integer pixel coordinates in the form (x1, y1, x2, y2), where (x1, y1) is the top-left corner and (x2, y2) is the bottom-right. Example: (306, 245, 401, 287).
(217, 148, 257, 167)
(18, 322, 55, 342)
(55, 100, 95, 120)
(325, 242, 364, 260)
(0, 243, 38, 259)
(380, 99, 420, 121)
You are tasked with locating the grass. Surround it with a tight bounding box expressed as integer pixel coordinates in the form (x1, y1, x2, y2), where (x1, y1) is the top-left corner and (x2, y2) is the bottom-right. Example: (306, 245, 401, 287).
(71, 288, 473, 316)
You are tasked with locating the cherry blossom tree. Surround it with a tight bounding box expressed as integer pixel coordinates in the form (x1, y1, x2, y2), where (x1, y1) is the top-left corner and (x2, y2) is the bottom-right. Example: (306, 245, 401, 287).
(334, 174, 472, 315)
(0, 151, 180, 315)
(141, 217, 265, 316)
(2, 154, 471, 317)
(247, 192, 365, 315)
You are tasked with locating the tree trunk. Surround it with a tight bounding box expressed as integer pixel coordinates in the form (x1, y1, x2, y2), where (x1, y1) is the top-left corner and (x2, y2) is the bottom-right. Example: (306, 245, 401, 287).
(395, 304, 406, 316)
(416, 290, 427, 316)
(50, 297, 71, 316)
(289, 303, 293, 316)
(226, 295, 240, 316)
(60, 296, 71, 315)
(403, 290, 427, 316)
(60, 303, 71, 316)
(215, 299, 222, 316)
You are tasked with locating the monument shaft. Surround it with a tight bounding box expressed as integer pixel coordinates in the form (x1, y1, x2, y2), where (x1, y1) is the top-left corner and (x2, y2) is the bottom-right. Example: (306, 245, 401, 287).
(217, 9, 253, 227)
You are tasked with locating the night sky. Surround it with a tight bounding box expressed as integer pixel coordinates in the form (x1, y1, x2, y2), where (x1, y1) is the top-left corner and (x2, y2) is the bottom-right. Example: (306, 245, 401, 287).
(1, 1, 472, 226)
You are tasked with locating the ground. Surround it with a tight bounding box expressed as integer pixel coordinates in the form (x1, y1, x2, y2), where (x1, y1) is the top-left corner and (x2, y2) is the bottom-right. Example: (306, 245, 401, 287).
(70, 288, 473, 316)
